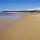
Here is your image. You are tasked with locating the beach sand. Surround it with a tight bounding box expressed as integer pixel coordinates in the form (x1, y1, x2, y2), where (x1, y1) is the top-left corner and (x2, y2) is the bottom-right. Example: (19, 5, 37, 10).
(0, 13, 40, 40)
(16, 13, 40, 40)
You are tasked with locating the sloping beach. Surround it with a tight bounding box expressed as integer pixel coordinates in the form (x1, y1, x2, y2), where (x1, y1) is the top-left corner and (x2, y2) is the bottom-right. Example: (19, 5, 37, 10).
(0, 13, 40, 40)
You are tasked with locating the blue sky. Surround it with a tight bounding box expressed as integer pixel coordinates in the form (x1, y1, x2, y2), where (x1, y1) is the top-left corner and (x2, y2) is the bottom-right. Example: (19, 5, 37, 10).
(0, 0, 40, 11)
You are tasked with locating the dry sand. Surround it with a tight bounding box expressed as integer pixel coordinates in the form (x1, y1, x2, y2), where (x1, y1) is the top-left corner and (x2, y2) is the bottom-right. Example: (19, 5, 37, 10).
(16, 13, 40, 40)
(0, 13, 40, 40)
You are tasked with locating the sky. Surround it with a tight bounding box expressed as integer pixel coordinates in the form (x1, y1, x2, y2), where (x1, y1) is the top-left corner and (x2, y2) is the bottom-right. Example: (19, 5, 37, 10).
(0, 0, 40, 11)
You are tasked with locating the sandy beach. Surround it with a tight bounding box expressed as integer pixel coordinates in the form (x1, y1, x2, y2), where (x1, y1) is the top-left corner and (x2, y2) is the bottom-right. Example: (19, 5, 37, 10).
(16, 13, 40, 40)
(0, 13, 40, 40)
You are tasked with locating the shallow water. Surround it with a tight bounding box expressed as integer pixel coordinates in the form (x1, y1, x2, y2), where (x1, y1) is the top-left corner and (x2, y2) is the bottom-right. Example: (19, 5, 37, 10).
(0, 13, 23, 21)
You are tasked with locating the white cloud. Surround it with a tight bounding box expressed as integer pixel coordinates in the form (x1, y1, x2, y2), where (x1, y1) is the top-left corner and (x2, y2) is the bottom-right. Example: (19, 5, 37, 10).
(27, 7, 40, 11)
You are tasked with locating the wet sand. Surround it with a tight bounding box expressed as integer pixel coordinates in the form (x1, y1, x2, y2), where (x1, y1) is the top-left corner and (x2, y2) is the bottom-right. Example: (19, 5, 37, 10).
(0, 13, 40, 40)
(0, 16, 16, 40)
